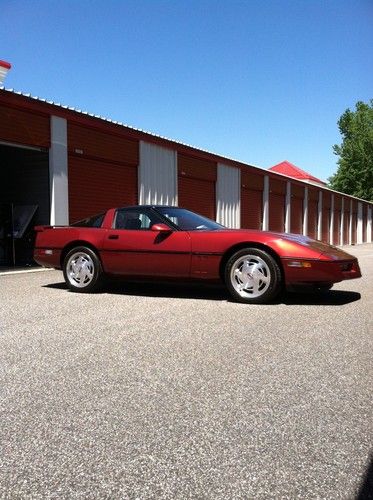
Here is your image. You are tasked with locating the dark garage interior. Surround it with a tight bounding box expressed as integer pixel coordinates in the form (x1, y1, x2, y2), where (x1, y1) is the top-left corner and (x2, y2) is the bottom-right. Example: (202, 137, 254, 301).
(0, 144, 50, 266)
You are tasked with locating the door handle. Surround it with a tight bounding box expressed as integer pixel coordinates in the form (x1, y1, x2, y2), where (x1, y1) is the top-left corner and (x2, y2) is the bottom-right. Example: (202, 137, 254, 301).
(108, 234, 119, 240)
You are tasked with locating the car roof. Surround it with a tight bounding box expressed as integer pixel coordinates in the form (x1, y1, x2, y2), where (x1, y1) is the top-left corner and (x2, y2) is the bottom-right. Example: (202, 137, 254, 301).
(117, 205, 184, 210)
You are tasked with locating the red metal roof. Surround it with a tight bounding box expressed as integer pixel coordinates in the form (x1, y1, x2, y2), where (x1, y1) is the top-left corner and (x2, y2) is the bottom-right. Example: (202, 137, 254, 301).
(269, 161, 326, 185)
(0, 60, 11, 70)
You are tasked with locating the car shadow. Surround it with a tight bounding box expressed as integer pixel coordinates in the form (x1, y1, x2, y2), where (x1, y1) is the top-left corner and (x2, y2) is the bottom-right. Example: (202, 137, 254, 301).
(282, 289, 361, 306)
(356, 453, 373, 500)
(43, 281, 361, 306)
(43, 281, 229, 301)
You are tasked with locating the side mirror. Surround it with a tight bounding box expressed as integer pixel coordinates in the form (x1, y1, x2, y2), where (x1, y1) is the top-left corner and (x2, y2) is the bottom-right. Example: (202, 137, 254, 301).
(151, 223, 172, 233)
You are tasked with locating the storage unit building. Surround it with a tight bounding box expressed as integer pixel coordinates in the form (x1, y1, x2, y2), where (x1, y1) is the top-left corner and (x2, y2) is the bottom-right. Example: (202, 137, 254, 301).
(0, 88, 372, 267)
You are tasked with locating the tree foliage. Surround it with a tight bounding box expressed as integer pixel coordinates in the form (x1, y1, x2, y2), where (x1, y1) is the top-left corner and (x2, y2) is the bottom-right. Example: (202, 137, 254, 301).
(328, 99, 373, 201)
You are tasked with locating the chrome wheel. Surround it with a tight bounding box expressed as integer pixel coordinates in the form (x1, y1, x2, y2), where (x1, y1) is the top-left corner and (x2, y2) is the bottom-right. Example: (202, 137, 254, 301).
(230, 254, 271, 299)
(225, 248, 282, 304)
(66, 251, 95, 288)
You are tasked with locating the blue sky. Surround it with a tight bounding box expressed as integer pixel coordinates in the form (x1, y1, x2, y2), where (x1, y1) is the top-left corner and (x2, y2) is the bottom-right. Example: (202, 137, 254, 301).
(2, 0, 372, 182)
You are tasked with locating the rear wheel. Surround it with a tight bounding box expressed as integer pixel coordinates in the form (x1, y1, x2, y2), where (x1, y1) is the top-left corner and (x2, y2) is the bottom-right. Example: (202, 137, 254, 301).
(225, 248, 282, 304)
(63, 246, 103, 293)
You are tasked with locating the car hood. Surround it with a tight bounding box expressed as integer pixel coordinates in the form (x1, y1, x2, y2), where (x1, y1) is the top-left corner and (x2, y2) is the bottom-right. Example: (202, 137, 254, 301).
(210, 229, 358, 261)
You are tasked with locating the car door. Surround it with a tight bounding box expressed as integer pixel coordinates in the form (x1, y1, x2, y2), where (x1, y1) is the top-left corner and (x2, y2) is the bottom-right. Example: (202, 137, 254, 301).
(101, 207, 191, 277)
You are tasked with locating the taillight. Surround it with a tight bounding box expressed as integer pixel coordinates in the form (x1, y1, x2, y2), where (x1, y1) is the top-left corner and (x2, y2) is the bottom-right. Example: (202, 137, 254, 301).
(339, 262, 352, 272)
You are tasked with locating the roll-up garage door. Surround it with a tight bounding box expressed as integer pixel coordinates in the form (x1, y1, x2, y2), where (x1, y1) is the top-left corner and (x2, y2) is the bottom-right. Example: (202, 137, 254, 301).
(241, 172, 263, 229)
(290, 183, 304, 235)
(333, 196, 342, 245)
(290, 197, 303, 234)
(322, 193, 331, 243)
(178, 154, 216, 220)
(68, 156, 137, 223)
(67, 122, 139, 223)
(307, 189, 319, 240)
(0, 104, 50, 148)
(68, 123, 139, 165)
(269, 178, 286, 232)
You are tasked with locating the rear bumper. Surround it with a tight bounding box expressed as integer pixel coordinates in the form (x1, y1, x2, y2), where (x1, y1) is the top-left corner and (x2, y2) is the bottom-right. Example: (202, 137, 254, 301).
(33, 248, 62, 269)
(282, 258, 361, 285)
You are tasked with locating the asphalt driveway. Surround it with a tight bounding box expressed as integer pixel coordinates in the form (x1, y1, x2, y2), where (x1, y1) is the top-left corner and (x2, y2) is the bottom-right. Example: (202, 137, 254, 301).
(0, 244, 372, 499)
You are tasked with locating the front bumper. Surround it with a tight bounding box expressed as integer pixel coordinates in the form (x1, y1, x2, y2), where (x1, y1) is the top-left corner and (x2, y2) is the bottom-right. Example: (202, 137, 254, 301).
(282, 258, 361, 285)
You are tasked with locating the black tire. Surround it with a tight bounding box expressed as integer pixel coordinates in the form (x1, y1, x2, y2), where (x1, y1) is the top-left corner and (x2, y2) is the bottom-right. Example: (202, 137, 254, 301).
(224, 247, 282, 304)
(63, 246, 103, 293)
(316, 284, 334, 293)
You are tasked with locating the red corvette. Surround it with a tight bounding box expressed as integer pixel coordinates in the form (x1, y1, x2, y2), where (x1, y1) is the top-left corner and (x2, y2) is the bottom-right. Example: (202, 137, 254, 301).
(34, 206, 361, 304)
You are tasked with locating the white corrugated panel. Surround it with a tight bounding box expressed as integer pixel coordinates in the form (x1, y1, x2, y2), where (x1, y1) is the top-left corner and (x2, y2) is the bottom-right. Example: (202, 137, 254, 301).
(357, 202, 363, 244)
(367, 206, 372, 243)
(139, 141, 177, 205)
(216, 164, 240, 228)
(262, 176, 269, 231)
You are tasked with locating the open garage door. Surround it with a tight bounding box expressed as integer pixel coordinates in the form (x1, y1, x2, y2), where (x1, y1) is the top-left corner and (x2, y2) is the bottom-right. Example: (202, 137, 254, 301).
(0, 144, 50, 266)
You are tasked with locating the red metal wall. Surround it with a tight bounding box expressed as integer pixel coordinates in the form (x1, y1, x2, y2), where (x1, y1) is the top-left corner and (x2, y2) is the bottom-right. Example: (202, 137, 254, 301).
(0, 103, 50, 148)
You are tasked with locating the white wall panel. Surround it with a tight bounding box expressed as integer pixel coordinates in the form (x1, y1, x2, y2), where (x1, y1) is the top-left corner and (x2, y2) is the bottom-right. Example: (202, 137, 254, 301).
(285, 182, 291, 233)
(263, 176, 269, 231)
(330, 194, 335, 245)
(49, 116, 69, 225)
(357, 202, 363, 244)
(317, 191, 323, 241)
(216, 164, 240, 228)
(139, 141, 177, 206)
(367, 206, 372, 243)
(303, 187, 308, 236)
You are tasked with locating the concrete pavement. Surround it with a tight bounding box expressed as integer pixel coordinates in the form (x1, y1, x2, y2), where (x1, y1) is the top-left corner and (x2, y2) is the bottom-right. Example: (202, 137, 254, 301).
(0, 244, 372, 499)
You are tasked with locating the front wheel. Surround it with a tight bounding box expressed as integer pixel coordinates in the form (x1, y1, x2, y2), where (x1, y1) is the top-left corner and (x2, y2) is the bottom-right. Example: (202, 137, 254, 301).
(225, 248, 282, 304)
(63, 246, 103, 293)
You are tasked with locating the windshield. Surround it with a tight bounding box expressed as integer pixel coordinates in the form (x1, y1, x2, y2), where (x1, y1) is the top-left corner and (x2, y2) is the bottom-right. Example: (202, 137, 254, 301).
(155, 207, 224, 231)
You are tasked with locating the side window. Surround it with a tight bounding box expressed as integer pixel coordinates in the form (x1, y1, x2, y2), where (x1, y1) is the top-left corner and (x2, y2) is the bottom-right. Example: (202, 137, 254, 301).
(114, 209, 156, 230)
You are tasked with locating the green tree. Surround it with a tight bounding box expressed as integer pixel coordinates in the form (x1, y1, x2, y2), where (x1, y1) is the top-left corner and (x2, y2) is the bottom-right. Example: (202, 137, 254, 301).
(328, 99, 373, 201)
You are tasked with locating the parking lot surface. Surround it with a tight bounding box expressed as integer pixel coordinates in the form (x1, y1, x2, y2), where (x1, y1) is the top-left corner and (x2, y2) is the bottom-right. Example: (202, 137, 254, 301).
(1, 244, 372, 499)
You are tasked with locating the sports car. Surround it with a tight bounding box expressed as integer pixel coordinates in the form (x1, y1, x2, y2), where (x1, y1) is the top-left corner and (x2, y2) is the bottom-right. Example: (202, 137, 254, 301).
(34, 205, 361, 304)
